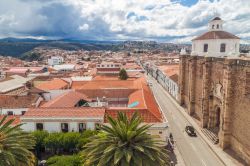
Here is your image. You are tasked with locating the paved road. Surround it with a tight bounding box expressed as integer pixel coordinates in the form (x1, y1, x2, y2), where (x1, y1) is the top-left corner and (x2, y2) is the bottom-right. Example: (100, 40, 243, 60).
(147, 76, 225, 166)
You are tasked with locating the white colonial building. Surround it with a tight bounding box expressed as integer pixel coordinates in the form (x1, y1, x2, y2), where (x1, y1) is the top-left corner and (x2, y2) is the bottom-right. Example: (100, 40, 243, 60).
(48, 56, 64, 66)
(20, 107, 105, 132)
(192, 17, 240, 57)
(96, 62, 121, 75)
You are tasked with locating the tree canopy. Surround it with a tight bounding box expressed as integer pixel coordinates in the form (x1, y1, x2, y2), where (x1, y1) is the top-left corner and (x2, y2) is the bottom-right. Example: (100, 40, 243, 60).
(82, 112, 170, 166)
(119, 68, 128, 80)
(0, 116, 36, 166)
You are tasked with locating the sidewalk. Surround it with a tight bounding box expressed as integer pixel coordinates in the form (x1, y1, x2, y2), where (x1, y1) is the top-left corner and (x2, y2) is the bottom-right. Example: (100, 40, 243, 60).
(161, 86, 244, 166)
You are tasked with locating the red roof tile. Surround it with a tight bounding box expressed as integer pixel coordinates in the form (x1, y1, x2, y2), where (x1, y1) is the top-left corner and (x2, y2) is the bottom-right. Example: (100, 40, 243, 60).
(158, 65, 179, 77)
(41, 91, 90, 108)
(0, 94, 40, 108)
(23, 107, 105, 118)
(105, 108, 161, 123)
(36, 78, 69, 91)
(192, 31, 240, 41)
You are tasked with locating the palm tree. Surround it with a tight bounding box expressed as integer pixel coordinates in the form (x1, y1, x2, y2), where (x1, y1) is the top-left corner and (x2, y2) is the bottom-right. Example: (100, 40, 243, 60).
(82, 112, 170, 166)
(0, 116, 36, 166)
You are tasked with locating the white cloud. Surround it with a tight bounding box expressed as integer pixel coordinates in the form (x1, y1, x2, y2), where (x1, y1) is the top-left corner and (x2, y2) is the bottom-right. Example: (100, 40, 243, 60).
(0, 0, 249, 42)
(79, 24, 89, 31)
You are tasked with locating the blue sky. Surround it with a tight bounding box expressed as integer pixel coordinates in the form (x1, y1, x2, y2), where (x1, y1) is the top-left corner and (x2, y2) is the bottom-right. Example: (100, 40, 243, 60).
(0, 0, 250, 43)
(174, 0, 199, 6)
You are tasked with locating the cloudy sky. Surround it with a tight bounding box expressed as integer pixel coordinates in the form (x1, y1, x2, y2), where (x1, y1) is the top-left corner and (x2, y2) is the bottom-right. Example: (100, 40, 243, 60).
(0, 0, 250, 43)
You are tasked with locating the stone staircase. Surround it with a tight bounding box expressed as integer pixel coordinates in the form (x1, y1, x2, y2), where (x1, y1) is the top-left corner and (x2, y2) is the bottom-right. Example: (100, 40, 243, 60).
(201, 128, 219, 144)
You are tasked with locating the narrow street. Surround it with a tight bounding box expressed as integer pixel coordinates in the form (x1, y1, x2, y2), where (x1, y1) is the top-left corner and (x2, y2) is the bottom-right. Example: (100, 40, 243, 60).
(148, 75, 225, 166)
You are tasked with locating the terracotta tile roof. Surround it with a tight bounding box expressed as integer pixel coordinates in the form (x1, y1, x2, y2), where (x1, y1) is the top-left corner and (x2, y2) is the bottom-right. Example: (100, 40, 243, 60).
(105, 108, 161, 123)
(77, 89, 135, 99)
(73, 79, 140, 90)
(123, 63, 142, 70)
(169, 74, 179, 83)
(0, 94, 40, 108)
(128, 90, 146, 109)
(140, 79, 162, 122)
(0, 115, 21, 125)
(192, 31, 240, 41)
(41, 91, 90, 108)
(158, 65, 179, 77)
(22, 107, 105, 118)
(97, 68, 120, 71)
(93, 75, 119, 81)
(72, 76, 163, 123)
(6, 67, 44, 74)
(36, 78, 69, 91)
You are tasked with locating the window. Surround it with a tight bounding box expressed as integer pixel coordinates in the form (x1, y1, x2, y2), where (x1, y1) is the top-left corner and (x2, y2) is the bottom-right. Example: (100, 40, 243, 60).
(36, 123, 43, 130)
(95, 123, 101, 130)
(21, 111, 26, 115)
(7, 111, 13, 115)
(61, 123, 69, 132)
(203, 44, 208, 52)
(217, 24, 219, 29)
(212, 25, 215, 29)
(79, 123, 86, 132)
(220, 43, 226, 52)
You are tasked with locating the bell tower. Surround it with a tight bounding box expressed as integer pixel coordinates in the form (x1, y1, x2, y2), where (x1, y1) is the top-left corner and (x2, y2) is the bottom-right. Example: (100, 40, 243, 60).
(209, 17, 223, 31)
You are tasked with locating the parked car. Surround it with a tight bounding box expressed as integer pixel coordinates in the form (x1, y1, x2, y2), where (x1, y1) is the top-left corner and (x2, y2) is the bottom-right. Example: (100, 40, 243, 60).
(185, 125, 197, 137)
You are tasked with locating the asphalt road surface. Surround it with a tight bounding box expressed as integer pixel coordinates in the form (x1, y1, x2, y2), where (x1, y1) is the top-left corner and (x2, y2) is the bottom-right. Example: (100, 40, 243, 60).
(147, 75, 225, 166)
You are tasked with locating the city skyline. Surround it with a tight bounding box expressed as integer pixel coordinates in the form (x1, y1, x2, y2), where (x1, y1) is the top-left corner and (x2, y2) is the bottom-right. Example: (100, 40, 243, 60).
(0, 0, 250, 43)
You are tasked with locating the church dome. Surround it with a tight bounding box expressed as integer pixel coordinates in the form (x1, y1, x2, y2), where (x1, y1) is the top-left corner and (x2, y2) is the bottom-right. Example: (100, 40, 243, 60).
(211, 17, 222, 21)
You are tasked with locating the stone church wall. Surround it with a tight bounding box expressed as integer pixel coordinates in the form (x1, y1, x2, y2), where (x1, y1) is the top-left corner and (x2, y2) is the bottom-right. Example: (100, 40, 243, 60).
(178, 55, 250, 164)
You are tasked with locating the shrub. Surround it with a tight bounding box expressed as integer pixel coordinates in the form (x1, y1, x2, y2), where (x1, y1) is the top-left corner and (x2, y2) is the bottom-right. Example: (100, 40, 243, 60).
(44, 133, 63, 154)
(119, 68, 128, 80)
(46, 154, 82, 166)
(31, 130, 99, 157)
(62, 132, 81, 152)
(32, 130, 49, 158)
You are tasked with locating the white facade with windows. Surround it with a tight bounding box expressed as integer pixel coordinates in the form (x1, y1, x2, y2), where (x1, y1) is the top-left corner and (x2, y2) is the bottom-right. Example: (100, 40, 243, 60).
(21, 118, 103, 132)
(48, 56, 64, 66)
(192, 17, 240, 57)
(0, 108, 27, 116)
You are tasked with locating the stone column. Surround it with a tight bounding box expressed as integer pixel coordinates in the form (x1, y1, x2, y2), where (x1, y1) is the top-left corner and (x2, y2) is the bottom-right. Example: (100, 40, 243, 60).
(178, 55, 187, 105)
(219, 59, 234, 149)
(188, 56, 197, 115)
(201, 57, 212, 128)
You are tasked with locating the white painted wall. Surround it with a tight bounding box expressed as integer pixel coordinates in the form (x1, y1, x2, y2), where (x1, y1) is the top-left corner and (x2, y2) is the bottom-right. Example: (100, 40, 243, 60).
(43, 89, 73, 101)
(0, 108, 27, 115)
(192, 39, 240, 57)
(21, 121, 98, 132)
(48, 56, 64, 66)
(22, 122, 35, 131)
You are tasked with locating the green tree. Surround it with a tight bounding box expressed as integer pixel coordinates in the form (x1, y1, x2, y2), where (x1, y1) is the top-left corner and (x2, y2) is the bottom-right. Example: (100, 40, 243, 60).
(62, 132, 81, 152)
(119, 68, 128, 80)
(47, 154, 82, 166)
(0, 116, 36, 166)
(44, 133, 63, 155)
(77, 130, 99, 149)
(82, 112, 169, 166)
(32, 130, 49, 159)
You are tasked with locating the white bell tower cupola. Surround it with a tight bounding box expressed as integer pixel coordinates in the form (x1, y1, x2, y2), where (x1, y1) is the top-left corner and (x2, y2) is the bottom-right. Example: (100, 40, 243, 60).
(209, 17, 223, 31)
